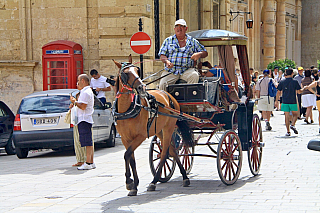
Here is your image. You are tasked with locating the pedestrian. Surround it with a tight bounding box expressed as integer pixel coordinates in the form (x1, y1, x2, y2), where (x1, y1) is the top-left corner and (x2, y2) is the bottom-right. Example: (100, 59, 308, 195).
(312, 68, 319, 81)
(70, 74, 96, 170)
(301, 69, 316, 124)
(271, 66, 279, 79)
(158, 19, 208, 90)
(276, 68, 304, 136)
(294, 67, 305, 119)
(255, 69, 275, 131)
(305, 77, 320, 132)
(90, 69, 111, 105)
(70, 92, 88, 167)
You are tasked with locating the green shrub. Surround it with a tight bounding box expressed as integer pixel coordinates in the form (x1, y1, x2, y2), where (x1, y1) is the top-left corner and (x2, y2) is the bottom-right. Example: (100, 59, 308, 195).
(267, 59, 296, 71)
(317, 60, 320, 69)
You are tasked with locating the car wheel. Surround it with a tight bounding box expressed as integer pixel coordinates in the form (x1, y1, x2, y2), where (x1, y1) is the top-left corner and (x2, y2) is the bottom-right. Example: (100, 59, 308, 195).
(16, 147, 29, 159)
(106, 125, 116, 147)
(5, 134, 16, 155)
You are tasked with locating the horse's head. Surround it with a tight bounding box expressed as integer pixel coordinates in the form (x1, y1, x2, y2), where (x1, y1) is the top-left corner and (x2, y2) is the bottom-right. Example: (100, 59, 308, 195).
(113, 55, 147, 98)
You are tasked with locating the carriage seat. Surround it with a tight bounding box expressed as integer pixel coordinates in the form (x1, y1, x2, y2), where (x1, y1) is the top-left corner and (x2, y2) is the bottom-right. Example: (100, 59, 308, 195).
(166, 80, 220, 112)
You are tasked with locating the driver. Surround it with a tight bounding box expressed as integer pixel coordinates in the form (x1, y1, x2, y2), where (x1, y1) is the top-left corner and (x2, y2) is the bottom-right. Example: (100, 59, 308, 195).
(158, 19, 208, 91)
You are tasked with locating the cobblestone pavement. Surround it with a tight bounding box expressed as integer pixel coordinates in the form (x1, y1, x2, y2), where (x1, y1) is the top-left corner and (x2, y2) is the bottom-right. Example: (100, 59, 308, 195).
(0, 110, 319, 213)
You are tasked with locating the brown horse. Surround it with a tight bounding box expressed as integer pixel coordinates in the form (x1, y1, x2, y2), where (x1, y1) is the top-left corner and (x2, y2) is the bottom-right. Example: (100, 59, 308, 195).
(113, 56, 193, 196)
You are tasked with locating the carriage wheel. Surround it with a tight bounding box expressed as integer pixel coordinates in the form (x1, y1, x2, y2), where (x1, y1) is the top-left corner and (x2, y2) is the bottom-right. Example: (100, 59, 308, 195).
(175, 129, 194, 174)
(248, 114, 263, 176)
(149, 135, 176, 183)
(217, 130, 242, 185)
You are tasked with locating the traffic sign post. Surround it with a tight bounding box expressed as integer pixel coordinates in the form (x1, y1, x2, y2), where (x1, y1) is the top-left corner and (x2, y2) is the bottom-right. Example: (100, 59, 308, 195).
(130, 19, 152, 79)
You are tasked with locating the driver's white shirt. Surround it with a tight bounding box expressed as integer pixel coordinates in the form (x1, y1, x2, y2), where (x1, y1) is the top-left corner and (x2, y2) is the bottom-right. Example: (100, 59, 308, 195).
(77, 86, 94, 125)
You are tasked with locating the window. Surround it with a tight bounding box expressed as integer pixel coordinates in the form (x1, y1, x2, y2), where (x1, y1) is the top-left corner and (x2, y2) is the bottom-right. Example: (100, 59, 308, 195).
(47, 61, 68, 90)
(94, 97, 104, 110)
(0, 107, 8, 117)
(18, 95, 70, 114)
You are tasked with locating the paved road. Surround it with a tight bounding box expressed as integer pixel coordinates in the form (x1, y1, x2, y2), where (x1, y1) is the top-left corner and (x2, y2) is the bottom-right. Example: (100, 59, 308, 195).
(0, 110, 319, 213)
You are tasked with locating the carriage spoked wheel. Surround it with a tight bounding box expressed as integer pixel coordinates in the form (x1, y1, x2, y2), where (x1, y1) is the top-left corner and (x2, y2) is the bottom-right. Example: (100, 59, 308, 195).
(217, 130, 242, 185)
(248, 114, 263, 176)
(149, 135, 176, 183)
(176, 129, 194, 174)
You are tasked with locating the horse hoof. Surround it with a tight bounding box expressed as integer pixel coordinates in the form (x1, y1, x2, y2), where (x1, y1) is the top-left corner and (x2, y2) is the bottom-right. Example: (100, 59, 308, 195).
(147, 183, 156, 191)
(128, 189, 137, 196)
(126, 182, 135, 190)
(183, 179, 190, 187)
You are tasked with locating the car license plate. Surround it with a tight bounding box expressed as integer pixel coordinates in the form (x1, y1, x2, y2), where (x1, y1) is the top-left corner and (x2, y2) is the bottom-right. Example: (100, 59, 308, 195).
(33, 118, 58, 125)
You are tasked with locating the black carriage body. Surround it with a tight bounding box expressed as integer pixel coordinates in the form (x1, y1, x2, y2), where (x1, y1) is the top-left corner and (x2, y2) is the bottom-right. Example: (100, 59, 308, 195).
(167, 80, 255, 151)
(236, 101, 254, 151)
(167, 81, 219, 108)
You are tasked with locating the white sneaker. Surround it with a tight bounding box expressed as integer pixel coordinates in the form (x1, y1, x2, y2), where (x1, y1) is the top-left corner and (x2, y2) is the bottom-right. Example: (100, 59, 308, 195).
(92, 163, 96, 169)
(77, 163, 93, 170)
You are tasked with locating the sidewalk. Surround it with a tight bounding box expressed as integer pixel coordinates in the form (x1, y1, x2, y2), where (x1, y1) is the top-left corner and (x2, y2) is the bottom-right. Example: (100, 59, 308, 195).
(0, 110, 319, 213)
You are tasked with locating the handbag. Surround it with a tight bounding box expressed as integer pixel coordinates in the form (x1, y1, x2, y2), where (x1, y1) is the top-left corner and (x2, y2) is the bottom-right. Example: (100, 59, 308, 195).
(70, 106, 78, 125)
(64, 109, 71, 124)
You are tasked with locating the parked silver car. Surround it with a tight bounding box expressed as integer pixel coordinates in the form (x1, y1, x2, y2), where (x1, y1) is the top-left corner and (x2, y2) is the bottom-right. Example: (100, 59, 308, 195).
(13, 89, 116, 158)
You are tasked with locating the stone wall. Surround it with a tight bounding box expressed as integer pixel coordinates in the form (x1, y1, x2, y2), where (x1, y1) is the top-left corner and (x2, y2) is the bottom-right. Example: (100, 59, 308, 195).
(0, 61, 37, 113)
(301, 0, 320, 68)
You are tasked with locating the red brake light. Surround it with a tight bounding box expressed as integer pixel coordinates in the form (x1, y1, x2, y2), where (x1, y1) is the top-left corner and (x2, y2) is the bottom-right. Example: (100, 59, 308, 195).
(70, 124, 74, 128)
(14, 114, 21, 131)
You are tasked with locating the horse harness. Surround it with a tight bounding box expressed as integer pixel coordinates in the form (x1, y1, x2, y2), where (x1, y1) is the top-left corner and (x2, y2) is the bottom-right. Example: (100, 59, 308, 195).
(112, 62, 212, 137)
(112, 91, 175, 138)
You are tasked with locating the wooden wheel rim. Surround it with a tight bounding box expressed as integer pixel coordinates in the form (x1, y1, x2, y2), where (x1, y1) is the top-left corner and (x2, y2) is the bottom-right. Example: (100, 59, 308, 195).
(149, 136, 176, 183)
(248, 114, 263, 175)
(217, 130, 242, 185)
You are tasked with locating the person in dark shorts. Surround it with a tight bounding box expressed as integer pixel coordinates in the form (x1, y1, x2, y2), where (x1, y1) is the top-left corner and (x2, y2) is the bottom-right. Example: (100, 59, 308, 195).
(276, 68, 305, 137)
(70, 74, 95, 170)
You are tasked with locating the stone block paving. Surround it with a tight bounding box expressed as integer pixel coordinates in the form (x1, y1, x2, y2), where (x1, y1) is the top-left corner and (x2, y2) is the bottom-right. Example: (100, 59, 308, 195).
(0, 110, 319, 212)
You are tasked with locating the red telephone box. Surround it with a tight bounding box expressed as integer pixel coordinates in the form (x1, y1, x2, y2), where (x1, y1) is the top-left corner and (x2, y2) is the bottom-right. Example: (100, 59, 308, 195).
(42, 40, 83, 90)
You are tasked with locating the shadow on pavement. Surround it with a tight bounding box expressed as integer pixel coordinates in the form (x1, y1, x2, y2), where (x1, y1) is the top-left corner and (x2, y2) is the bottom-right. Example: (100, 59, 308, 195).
(100, 175, 260, 212)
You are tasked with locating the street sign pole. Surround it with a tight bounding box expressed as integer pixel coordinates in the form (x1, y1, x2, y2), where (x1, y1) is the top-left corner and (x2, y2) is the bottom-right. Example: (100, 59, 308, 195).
(138, 18, 143, 79)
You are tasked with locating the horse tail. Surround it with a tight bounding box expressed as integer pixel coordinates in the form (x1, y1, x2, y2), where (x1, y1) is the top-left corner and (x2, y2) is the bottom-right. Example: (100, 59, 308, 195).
(176, 120, 194, 147)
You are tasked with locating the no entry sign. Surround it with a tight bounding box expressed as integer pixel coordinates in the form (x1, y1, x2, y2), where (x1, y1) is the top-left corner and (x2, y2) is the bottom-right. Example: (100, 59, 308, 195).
(130, 32, 151, 55)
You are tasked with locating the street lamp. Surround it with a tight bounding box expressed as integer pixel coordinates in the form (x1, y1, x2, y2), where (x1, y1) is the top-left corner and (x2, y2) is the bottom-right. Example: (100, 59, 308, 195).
(229, 10, 253, 29)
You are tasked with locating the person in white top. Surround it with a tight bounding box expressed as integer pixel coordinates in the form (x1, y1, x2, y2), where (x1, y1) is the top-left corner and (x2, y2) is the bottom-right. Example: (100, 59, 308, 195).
(70, 74, 95, 170)
(255, 69, 275, 131)
(90, 69, 111, 105)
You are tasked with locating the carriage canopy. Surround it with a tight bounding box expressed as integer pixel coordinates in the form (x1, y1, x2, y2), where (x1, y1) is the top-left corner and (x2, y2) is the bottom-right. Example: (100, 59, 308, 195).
(188, 29, 251, 98)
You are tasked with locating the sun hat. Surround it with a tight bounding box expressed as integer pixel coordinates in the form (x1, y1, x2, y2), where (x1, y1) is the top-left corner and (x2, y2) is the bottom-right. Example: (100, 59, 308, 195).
(175, 19, 187, 27)
(298, 67, 304, 71)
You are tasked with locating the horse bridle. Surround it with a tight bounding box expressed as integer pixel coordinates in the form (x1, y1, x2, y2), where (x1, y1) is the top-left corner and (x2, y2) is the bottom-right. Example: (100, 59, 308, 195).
(119, 63, 141, 89)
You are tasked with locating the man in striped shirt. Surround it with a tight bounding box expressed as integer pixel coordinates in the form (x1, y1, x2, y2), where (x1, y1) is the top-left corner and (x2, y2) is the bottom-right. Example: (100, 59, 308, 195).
(158, 19, 208, 91)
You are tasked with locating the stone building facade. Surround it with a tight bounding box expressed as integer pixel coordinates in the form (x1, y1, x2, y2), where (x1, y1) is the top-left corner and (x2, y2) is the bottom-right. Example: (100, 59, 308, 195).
(0, 0, 302, 112)
(301, 0, 320, 68)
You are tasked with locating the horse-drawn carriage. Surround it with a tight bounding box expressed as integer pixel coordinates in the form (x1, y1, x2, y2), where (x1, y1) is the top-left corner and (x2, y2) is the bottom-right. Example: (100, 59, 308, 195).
(112, 29, 264, 196)
(149, 29, 264, 185)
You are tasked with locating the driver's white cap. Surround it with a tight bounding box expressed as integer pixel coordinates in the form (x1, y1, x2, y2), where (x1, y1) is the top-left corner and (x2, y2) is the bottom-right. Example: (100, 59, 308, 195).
(175, 19, 187, 27)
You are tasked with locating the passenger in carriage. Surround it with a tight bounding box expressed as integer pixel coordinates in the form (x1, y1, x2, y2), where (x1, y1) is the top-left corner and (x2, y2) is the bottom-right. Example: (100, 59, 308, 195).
(201, 61, 229, 92)
(158, 19, 208, 91)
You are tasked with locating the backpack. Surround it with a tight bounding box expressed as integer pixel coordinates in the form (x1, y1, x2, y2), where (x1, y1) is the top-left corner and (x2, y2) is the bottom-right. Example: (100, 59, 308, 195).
(268, 79, 277, 97)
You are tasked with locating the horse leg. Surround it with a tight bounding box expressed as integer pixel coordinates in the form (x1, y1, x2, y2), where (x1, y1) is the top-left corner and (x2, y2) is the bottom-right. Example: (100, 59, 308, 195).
(169, 145, 190, 187)
(124, 147, 134, 191)
(147, 144, 170, 191)
(124, 136, 145, 196)
(127, 154, 139, 196)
